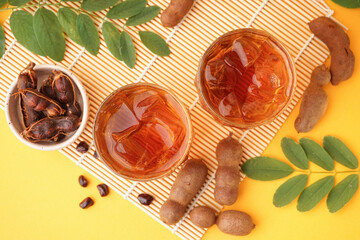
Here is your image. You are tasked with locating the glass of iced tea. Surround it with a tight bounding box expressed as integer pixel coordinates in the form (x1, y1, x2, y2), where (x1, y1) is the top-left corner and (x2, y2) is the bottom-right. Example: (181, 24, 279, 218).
(195, 29, 296, 129)
(93, 83, 192, 181)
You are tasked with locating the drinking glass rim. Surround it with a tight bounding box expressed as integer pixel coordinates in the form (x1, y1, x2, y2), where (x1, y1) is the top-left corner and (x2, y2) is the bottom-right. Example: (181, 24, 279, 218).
(197, 28, 297, 129)
(93, 82, 193, 181)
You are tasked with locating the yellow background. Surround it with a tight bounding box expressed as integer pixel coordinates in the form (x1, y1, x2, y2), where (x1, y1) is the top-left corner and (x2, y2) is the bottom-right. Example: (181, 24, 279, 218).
(1, 1, 360, 239)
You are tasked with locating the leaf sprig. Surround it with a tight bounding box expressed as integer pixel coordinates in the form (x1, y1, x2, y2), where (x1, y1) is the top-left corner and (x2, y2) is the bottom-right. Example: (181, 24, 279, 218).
(331, 0, 360, 9)
(0, 0, 170, 68)
(242, 136, 360, 213)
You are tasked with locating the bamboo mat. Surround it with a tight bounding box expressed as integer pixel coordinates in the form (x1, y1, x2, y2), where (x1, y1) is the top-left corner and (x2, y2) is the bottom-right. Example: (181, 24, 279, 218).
(0, 1, 343, 239)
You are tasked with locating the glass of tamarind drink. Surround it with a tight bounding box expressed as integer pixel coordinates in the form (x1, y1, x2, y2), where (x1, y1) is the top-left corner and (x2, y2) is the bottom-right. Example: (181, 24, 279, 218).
(195, 29, 296, 129)
(93, 83, 192, 181)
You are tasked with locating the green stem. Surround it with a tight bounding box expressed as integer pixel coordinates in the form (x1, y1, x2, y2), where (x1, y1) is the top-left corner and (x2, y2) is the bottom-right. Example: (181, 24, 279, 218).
(78, 9, 103, 20)
(294, 169, 359, 174)
(122, 24, 138, 32)
(335, 170, 359, 174)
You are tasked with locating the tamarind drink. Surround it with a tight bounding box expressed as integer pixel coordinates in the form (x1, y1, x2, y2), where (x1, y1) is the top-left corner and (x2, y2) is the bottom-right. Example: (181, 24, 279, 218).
(196, 29, 296, 128)
(94, 83, 192, 181)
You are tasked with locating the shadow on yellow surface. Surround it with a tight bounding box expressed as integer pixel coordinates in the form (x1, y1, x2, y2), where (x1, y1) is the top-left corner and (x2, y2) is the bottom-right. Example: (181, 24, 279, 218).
(1, 1, 360, 240)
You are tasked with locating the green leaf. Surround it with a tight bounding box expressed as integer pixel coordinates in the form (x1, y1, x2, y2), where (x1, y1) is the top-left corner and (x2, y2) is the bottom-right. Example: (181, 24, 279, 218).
(273, 174, 308, 208)
(0, 0, 7, 8)
(8, 0, 29, 6)
(33, 8, 65, 62)
(139, 31, 170, 56)
(297, 176, 335, 212)
(76, 14, 100, 56)
(58, 8, 83, 46)
(299, 138, 334, 171)
(81, 0, 119, 12)
(102, 22, 122, 61)
(331, 0, 360, 8)
(120, 31, 136, 68)
(0, 25, 5, 58)
(126, 5, 160, 26)
(323, 136, 358, 169)
(61, 0, 82, 2)
(281, 137, 309, 170)
(241, 157, 294, 181)
(10, 10, 45, 56)
(106, 0, 147, 19)
(327, 174, 359, 213)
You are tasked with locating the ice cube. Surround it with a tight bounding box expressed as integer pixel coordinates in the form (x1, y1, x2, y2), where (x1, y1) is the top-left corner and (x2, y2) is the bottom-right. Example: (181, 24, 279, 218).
(231, 34, 268, 68)
(132, 90, 163, 120)
(218, 91, 242, 118)
(231, 39, 259, 68)
(253, 42, 288, 91)
(204, 57, 239, 100)
(241, 95, 271, 121)
(106, 102, 140, 142)
(114, 121, 176, 171)
(241, 84, 287, 122)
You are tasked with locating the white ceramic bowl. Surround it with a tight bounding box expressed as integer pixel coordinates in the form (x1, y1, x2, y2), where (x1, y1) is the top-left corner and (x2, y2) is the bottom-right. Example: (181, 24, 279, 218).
(4, 64, 89, 151)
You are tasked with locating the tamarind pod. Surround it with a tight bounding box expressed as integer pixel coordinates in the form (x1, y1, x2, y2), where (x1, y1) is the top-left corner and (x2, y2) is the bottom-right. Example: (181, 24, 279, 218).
(216, 210, 255, 236)
(310, 64, 331, 86)
(330, 46, 354, 85)
(52, 70, 77, 105)
(309, 17, 355, 85)
(160, 0, 195, 27)
(294, 87, 328, 133)
(160, 159, 208, 225)
(17, 62, 37, 90)
(214, 133, 242, 205)
(294, 65, 331, 133)
(189, 206, 217, 228)
(19, 89, 65, 117)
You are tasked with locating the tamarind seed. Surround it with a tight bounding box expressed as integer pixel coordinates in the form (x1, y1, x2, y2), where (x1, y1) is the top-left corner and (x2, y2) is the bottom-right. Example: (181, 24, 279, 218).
(76, 141, 89, 153)
(93, 151, 99, 159)
(79, 197, 94, 209)
(97, 184, 109, 197)
(78, 175, 88, 187)
(138, 193, 154, 205)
